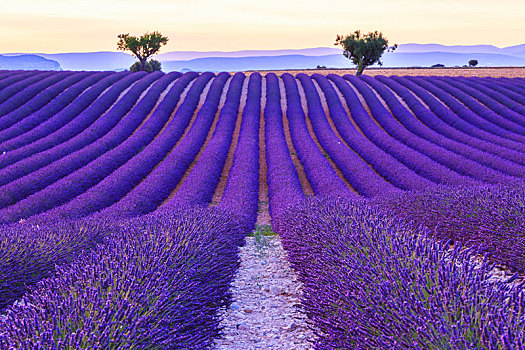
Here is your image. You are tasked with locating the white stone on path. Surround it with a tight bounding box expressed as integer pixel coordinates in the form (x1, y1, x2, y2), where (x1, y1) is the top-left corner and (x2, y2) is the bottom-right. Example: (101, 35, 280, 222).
(214, 235, 316, 349)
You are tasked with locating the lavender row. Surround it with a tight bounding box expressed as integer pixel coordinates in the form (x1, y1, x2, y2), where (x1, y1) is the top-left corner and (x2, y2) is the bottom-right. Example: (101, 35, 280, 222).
(428, 77, 525, 134)
(314, 74, 434, 193)
(0, 206, 243, 349)
(101, 72, 229, 218)
(0, 72, 75, 124)
(486, 77, 525, 97)
(165, 72, 245, 207)
(0, 218, 109, 311)
(304, 73, 425, 195)
(0, 71, 54, 107)
(377, 182, 525, 271)
(0, 71, 88, 133)
(376, 75, 525, 169)
(347, 75, 497, 184)
(330, 75, 467, 185)
(390, 76, 525, 163)
(33, 72, 205, 221)
(219, 73, 262, 234)
(458, 77, 525, 117)
(0, 72, 110, 145)
(264, 73, 304, 221)
(276, 195, 525, 349)
(405, 76, 525, 151)
(0, 71, 25, 83)
(359, 75, 523, 183)
(281, 73, 352, 197)
(0, 71, 131, 162)
(0, 72, 150, 188)
(0, 72, 178, 223)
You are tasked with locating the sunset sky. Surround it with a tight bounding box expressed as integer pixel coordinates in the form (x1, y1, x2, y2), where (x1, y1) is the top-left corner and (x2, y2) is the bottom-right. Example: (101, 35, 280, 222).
(1, 0, 524, 53)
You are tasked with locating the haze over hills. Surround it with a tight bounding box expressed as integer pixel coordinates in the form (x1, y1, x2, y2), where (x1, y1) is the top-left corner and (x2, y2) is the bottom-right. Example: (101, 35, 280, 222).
(1, 44, 524, 71)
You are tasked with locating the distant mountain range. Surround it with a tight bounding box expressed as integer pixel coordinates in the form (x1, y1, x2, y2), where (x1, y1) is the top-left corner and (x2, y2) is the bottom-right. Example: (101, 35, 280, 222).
(2, 44, 524, 71)
(0, 54, 61, 71)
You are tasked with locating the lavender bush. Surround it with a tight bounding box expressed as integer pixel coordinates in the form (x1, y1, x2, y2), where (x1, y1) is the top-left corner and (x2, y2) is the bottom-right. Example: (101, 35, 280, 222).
(377, 182, 525, 271)
(0, 206, 243, 349)
(276, 195, 525, 349)
(0, 218, 109, 311)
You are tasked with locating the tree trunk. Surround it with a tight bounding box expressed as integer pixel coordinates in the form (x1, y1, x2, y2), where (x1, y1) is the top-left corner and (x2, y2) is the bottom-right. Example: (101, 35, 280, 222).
(356, 62, 365, 76)
(140, 59, 146, 72)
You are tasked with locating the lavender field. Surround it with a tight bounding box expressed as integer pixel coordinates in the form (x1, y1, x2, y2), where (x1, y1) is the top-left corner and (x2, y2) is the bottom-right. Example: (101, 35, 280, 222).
(0, 69, 524, 348)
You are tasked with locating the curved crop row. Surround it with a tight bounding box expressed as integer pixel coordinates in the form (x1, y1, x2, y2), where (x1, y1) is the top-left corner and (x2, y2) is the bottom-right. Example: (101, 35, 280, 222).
(404, 76, 525, 152)
(428, 77, 525, 134)
(314, 74, 432, 193)
(101, 72, 230, 218)
(219, 72, 262, 233)
(33, 72, 204, 221)
(390, 76, 525, 163)
(360, 75, 522, 183)
(0, 72, 90, 133)
(457, 77, 525, 117)
(0, 71, 55, 107)
(0, 71, 140, 170)
(165, 72, 245, 207)
(305, 73, 425, 195)
(487, 77, 525, 97)
(264, 73, 304, 220)
(347, 75, 497, 184)
(0, 72, 110, 145)
(0, 72, 75, 121)
(0, 72, 175, 223)
(330, 75, 469, 185)
(376, 76, 525, 170)
(0, 72, 38, 89)
(282, 73, 352, 197)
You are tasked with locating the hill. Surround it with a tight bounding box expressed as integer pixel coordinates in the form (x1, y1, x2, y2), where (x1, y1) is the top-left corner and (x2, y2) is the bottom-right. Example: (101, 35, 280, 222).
(0, 54, 61, 71)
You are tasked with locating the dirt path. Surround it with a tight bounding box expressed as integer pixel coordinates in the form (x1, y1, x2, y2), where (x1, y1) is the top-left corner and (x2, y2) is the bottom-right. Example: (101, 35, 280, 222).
(214, 235, 316, 350)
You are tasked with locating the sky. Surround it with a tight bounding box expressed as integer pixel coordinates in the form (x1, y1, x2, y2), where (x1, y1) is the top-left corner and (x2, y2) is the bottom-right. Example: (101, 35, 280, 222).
(1, 0, 524, 53)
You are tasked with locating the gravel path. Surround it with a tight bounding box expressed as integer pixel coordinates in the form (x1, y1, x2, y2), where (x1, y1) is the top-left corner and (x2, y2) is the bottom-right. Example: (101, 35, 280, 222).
(214, 234, 316, 349)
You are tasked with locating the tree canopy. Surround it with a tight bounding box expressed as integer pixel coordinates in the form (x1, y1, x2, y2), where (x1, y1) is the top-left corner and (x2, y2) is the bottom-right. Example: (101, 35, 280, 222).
(335, 30, 397, 76)
(117, 31, 168, 72)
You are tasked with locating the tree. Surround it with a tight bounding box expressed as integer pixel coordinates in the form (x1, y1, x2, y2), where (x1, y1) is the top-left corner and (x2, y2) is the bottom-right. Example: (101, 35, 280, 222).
(117, 31, 168, 72)
(335, 30, 397, 76)
(469, 59, 478, 67)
